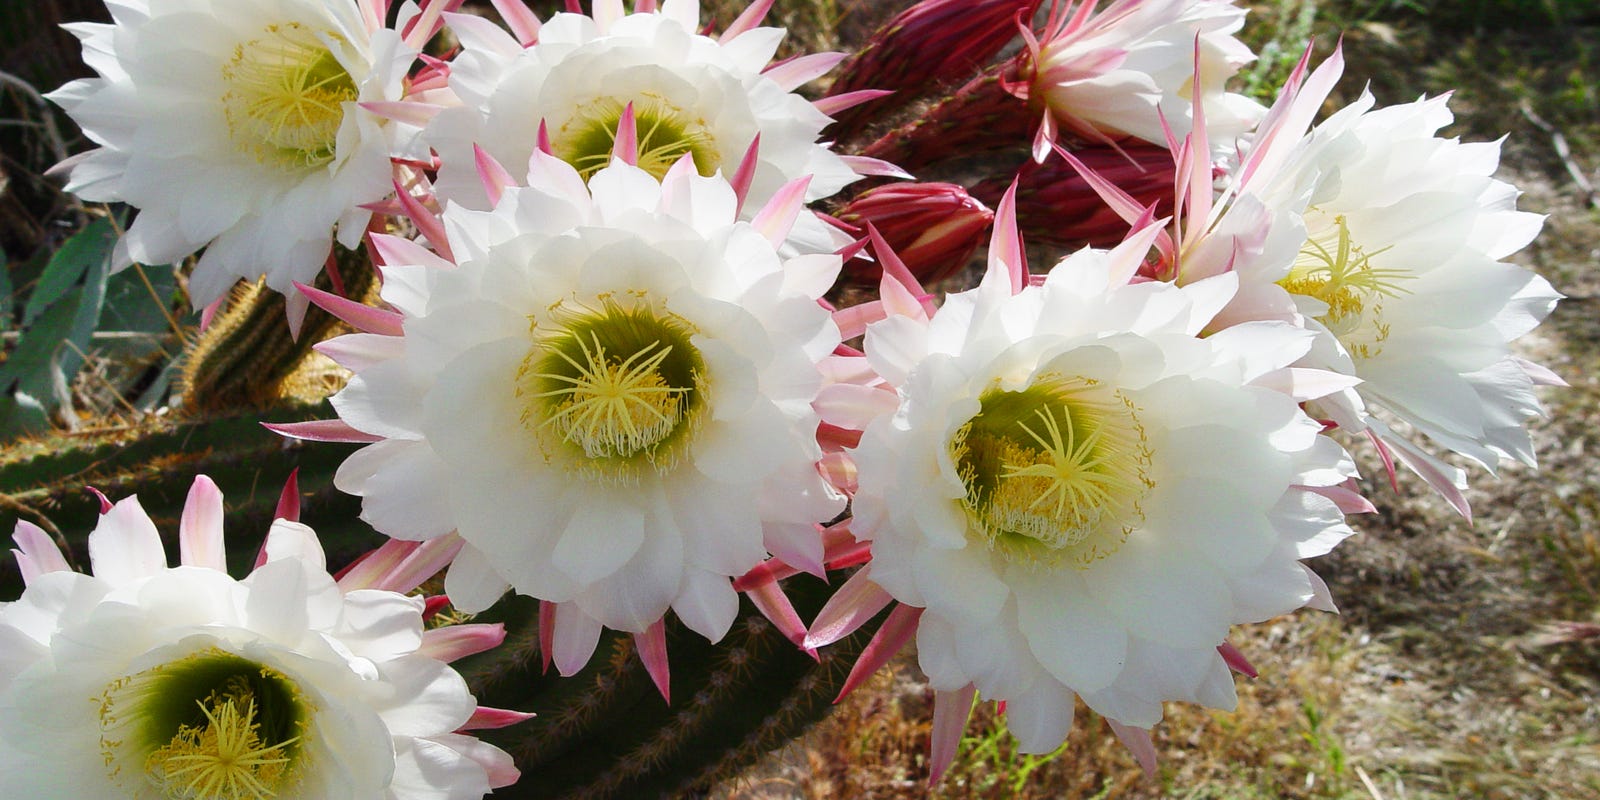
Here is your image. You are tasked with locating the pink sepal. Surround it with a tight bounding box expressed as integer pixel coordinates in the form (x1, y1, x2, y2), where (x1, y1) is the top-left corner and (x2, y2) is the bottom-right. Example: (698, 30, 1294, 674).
(834, 603, 922, 702)
(294, 281, 404, 336)
(635, 619, 672, 704)
(984, 179, 1027, 294)
(358, 100, 444, 127)
(729, 134, 761, 215)
(87, 486, 113, 514)
(813, 89, 894, 117)
(338, 534, 465, 594)
(804, 569, 894, 650)
(420, 622, 509, 663)
(458, 705, 537, 732)
(473, 144, 517, 207)
(264, 419, 386, 444)
(1217, 641, 1257, 678)
(750, 175, 813, 247)
(391, 179, 454, 262)
(719, 0, 775, 42)
(744, 580, 813, 656)
(489, 0, 542, 46)
(1107, 719, 1158, 778)
(928, 682, 977, 783)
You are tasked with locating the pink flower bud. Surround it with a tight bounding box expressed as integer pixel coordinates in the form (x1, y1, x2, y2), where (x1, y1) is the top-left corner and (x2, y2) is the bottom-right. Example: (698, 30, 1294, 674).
(826, 0, 1043, 140)
(970, 143, 1174, 250)
(837, 182, 995, 284)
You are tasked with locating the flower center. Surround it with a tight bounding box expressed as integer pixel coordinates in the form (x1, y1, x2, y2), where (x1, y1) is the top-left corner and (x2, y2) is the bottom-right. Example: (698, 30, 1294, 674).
(98, 648, 311, 800)
(1278, 213, 1412, 360)
(557, 94, 719, 181)
(221, 22, 358, 169)
(517, 295, 707, 483)
(950, 375, 1153, 567)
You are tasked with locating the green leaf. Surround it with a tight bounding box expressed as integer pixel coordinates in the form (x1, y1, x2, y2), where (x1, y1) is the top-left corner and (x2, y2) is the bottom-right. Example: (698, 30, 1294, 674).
(23, 217, 117, 327)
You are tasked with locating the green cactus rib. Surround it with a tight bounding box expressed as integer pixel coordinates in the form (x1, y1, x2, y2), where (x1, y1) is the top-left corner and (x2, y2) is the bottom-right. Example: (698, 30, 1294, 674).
(455, 575, 888, 800)
(179, 243, 378, 414)
(0, 403, 377, 595)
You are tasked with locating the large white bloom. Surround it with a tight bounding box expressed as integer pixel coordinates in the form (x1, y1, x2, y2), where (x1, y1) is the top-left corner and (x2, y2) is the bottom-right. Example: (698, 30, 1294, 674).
(0, 479, 516, 799)
(846, 239, 1356, 751)
(1027, 0, 1263, 157)
(326, 155, 845, 671)
(1198, 88, 1560, 509)
(422, 1, 859, 254)
(47, 0, 416, 308)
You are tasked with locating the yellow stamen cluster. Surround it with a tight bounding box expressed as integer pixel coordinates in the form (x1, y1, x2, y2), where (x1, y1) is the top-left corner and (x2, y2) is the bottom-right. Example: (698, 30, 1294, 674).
(144, 680, 298, 800)
(952, 377, 1153, 568)
(98, 651, 310, 800)
(559, 94, 718, 180)
(530, 334, 690, 460)
(517, 297, 706, 483)
(222, 22, 358, 169)
(1279, 213, 1412, 360)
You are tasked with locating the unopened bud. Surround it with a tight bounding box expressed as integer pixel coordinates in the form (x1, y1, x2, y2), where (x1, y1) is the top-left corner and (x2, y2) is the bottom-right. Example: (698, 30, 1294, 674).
(838, 182, 995, 284)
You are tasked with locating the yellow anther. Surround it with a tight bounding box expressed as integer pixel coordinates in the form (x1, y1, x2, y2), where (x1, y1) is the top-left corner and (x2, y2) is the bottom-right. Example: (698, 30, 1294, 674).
(222, 23, 357, 168)
(530, 333, 690, 460)
(1280, 214, 1412, 359)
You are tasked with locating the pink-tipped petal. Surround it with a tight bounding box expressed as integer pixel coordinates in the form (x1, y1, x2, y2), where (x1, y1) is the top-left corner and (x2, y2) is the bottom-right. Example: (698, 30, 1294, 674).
(867, 224, 934, 320)
(1108, 719, 1159, 778)
(719, 0, 775, 42)
(473, 144, 517, 207)
(834, 603, 922, 701)
(813, 89, 894, 118)
(635, 620, 672, 704)
(984, 179, 1027, 294)
(369, 232, 456, 273)
(11, 521, 70, 584)
(613, 102, 639, 166)
(804, 569, 894, 650)
(343, 534, 465, 594)
(635, 0, 658, 11)
(730, 134, 761, 215)
(763, 51, 846, 91)
(420, 622, 509, 663)
(488, 0, 542, 46)
(294, 281, 405, 336)
(1032, 109, 1058, 163)
(1217, 641, 1257, 678)
(178, 476, 227, 571)
(458, 705, 537, 732)
(928, 683, 978, 783)
(264, 418, 387, 444)
(1305, 482, 1377, 515)
(552, 602, 604, 676)
(750, 175, 813, 247)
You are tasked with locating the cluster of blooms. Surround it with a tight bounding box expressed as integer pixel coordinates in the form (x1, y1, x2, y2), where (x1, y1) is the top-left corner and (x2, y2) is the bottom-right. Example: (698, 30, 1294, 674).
(19, 0, 1561, 794)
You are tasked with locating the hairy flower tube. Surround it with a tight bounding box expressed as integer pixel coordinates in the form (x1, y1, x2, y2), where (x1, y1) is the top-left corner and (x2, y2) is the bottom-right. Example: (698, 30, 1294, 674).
(46, 0, 427, 312)
(0, 477, 521, 799)
(298, 150, 845, 676)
